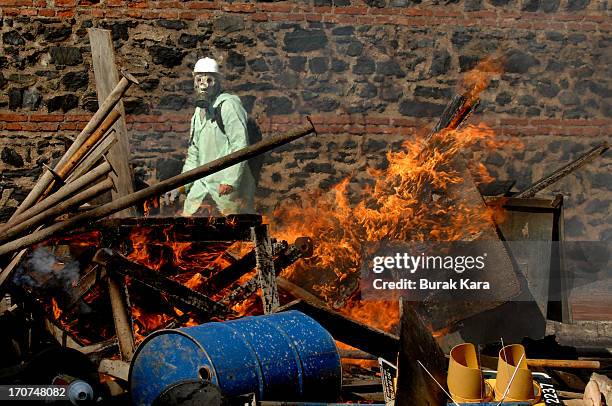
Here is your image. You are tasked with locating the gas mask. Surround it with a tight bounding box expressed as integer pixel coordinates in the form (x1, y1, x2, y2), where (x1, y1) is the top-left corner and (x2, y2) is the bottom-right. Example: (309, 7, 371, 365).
(194, 73, 220, 109)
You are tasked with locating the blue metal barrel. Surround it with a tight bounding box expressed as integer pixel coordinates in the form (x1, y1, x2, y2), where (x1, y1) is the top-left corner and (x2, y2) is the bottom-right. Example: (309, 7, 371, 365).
(129, 311, 342, 406)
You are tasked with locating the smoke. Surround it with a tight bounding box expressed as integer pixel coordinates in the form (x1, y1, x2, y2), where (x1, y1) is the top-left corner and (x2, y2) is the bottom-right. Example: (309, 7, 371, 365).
(13, 247, 85, 311)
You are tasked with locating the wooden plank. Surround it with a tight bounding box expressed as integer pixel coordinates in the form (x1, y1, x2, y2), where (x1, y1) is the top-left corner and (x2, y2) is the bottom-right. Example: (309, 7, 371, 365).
(44, 317, 84, 349)
(106, 270, 136, 361)
(546, 320, 612, 348)
(88, 28, 135, 217)
(99, 359, 130, 381)
(276, 298, 399, 362)
(485, 196, 562, 210)
(251, 224, 280, 314)
(93, 249, 235, 319)
(396, 299, 447, 406)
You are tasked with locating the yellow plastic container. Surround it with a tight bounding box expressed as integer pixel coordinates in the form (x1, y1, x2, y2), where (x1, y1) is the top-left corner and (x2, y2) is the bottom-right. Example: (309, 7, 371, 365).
(447, 343, 493, 403)
(494, 344, 541, 403)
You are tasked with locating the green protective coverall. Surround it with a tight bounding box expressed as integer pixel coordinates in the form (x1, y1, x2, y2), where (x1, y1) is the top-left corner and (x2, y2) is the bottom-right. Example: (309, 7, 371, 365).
(182, 93, 256, 216)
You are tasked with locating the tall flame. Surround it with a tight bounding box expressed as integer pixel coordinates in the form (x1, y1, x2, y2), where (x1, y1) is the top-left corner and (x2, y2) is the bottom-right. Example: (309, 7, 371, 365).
(268, 59, 507, 333)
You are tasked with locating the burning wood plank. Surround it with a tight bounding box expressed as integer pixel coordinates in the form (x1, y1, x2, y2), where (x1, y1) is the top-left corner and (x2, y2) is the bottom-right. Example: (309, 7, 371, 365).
(396, 299, 447, 405)
(276, 298, 399, 362)
(92, 214, 263, 245)
(92, 248, 235, 320)
(220, 240, 313, 306)
(44, 316, 85, 350)
(201, 238, 280, 293)
(251, 224, 279, 314)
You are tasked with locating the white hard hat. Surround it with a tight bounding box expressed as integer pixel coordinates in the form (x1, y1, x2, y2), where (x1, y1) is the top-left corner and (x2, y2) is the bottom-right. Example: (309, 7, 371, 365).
(194, 57, 219, 74)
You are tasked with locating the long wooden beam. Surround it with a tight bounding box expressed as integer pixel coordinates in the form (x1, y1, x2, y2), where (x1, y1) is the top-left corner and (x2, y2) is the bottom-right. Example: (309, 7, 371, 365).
(92, 249, 235, 319)
(276, 298, 399, 362)
(0, 122, 315, 258)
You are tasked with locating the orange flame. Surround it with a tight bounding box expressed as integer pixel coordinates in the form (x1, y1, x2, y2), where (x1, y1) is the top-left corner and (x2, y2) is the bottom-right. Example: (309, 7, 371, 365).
(266, 61, 508, 334)
(51, 297, 62, 319)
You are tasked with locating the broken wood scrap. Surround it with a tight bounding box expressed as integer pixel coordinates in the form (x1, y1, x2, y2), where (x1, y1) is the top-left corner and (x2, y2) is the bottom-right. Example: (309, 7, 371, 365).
(220, 241, 313, 306)
(106, 270, 135, 361)
(252, 225, 279, 314)
(92, 249, 235, 320)
(396, 299, 447, 406)
(515, 142, 609, 198)
(275, 298, 399, 362)
(64, 263, 106, 312)
(98, 358, 129, 382)
(202, 240, 289, 295)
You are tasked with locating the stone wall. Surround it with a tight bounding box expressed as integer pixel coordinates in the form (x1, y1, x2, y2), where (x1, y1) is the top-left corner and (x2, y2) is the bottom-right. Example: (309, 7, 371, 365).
(0, 0, 610, 240)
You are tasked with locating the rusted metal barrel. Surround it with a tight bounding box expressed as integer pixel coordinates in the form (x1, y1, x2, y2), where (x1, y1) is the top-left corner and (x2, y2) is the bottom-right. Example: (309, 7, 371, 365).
(129, 311, 341, 406)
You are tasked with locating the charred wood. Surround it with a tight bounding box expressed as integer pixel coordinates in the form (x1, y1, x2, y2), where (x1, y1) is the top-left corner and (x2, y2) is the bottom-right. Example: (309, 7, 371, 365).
(93, 249, 235, 320)
(220, 241, 312, 306)
(276, 298, 399, 362)
(202, 240, 287, 295)
(396, 299, 447, 406)
(251, 224, 279, 314)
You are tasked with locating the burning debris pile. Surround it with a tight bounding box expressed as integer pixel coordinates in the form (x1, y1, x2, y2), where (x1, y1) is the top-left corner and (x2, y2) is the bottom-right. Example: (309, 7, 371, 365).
(0, 47, 609, 406)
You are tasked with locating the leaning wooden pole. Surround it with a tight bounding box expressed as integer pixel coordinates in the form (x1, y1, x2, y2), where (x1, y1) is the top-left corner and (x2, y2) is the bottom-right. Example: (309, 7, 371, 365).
(40, 109, 121, 199)
(10, 72, 137, 218)
(0, 161, 112, 234)
(0, 178, 114, 244)
(0, 121, 316, 258)
(515, 142, 609, 198)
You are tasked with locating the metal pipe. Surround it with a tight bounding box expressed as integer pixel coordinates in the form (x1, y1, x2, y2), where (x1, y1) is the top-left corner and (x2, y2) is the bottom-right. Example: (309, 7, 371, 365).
(0, 178, 114, 244)
(0, 122, 316, 257)
(11, 72, 138, 218)
(0, 161, 112, 235)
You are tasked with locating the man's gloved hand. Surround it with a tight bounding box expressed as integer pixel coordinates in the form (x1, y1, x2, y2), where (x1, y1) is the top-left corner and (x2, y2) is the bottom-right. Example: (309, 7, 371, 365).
(164, 186, 185, 205)
(218, 184, 234, 196)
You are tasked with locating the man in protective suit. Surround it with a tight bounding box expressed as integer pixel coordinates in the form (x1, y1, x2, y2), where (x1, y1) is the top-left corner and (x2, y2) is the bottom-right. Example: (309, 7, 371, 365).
(171, 57, 256, 216)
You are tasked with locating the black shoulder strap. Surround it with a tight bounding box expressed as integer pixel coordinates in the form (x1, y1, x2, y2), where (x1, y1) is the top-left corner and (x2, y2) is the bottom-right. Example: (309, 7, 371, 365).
(212, 101, 225, 135)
